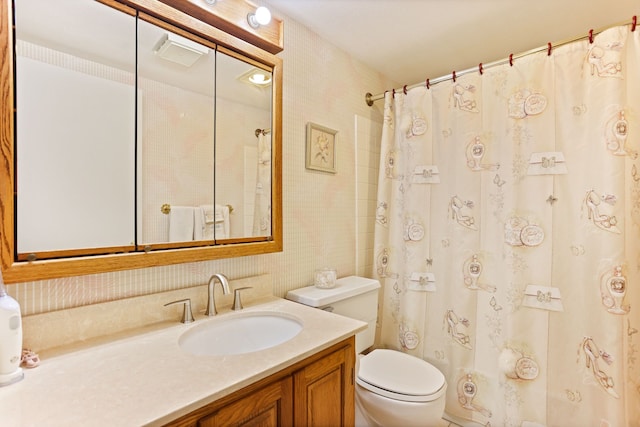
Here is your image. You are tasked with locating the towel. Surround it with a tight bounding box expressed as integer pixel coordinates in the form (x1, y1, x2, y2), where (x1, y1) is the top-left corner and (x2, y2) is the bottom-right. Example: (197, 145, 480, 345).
(214, 204, 230, 239)
(195, 204, 229, 240)
(168, 206, 195, 242)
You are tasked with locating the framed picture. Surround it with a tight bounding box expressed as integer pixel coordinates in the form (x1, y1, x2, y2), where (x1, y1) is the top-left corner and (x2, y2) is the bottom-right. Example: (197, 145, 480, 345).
(306, 122, 337, 173)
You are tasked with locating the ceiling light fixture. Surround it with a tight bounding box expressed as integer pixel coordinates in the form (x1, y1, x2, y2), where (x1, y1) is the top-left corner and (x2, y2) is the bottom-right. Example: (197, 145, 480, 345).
(247, 6, 271, 29)
(237, 67, 272, 87)
(249, 72, 272, 86)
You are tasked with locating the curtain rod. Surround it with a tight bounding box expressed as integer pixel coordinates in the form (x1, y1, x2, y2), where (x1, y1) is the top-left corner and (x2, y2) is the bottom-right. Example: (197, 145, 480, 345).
(365, 15, 637, 106)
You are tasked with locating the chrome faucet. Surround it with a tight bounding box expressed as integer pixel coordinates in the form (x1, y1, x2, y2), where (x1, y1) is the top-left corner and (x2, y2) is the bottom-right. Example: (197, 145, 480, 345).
(205, 273, 231, 316)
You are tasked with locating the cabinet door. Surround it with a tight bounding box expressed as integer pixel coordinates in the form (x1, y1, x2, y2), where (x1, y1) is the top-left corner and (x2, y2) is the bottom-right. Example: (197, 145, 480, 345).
(293, 344, 355, 427)
(198, 377, 293, 427)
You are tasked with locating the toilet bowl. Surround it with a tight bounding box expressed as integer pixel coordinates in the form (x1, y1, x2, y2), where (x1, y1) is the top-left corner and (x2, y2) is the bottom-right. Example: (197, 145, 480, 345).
(286, 276, 447, 427)
(355, 349, 446, 427)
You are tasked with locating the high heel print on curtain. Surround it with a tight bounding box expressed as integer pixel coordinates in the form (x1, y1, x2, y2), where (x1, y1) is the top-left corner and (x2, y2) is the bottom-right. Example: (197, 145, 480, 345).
(449, 196, 477, 230)
(457, 373, 492, 418)
(583, 189, 620, 233)
(578, 336, 619, 398)
(587, 43, 623, 78)
(444, 309, 472, 349)
(462, 254, 496, 292)
(452, 84, 479, 113)
(600, 265, 630, 314)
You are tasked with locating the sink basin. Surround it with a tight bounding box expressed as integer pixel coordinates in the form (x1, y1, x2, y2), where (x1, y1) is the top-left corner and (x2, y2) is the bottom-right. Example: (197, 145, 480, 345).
(178, 312, 303, 356)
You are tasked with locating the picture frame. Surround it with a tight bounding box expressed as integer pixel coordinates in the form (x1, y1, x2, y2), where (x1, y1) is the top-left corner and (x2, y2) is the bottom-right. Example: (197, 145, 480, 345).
(306, 122, 337, 173)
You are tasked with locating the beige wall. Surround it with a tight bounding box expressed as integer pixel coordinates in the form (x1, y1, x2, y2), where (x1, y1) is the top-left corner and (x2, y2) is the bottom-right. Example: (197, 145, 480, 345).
(8, 7, 396, 317)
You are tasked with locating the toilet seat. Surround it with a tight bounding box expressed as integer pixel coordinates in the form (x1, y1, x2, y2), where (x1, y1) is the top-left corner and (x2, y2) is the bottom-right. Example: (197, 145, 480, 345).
(357, 349, 446, 403)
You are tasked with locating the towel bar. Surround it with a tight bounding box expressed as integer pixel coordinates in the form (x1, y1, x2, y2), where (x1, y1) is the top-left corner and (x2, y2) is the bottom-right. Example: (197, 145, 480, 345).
(161, 203, 234, 214)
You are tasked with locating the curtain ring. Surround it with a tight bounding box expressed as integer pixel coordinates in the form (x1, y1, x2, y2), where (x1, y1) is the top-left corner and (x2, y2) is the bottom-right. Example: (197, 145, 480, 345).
(452, 70, 457, 82)
(426, 78, 430, 89)
(588, 29, 594, 44)
(547, 42, 552, 56)
(403, 85, 408, 95)
(632, 15, 637, 32)
(509, 53, 514, 67)
(392, 88, 396, 98)
(478, 63, 483, 75)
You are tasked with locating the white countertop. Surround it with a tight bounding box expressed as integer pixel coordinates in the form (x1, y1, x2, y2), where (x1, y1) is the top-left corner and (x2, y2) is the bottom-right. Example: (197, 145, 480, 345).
(0, 297, 366, 426)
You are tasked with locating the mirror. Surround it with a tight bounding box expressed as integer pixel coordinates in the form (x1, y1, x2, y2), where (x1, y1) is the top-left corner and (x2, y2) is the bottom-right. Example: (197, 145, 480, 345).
(215, 52, 273, 239)
(136, 19, 217, 246)
(136, 20, 273, 245)
(0, 0, 282, 282)
(15, 0, 137, 255)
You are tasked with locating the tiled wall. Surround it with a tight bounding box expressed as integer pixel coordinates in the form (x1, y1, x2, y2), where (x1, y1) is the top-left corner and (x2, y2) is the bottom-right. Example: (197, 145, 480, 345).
(355, 115, 382, 277)
(8, 5, 396, 316)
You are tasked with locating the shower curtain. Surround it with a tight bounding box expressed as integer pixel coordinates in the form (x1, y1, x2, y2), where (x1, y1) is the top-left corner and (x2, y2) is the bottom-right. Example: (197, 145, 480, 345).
(253, 131, 271, 236)
(374, 24, 640, 426)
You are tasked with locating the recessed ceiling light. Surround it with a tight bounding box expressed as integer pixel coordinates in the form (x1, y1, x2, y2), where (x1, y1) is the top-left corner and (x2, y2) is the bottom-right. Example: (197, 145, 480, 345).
(249, 72, 271, 85)
(237, 67, 272, 87)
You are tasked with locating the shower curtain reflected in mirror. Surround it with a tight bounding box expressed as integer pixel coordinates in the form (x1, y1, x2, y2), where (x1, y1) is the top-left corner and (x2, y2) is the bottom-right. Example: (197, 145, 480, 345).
(253, 131, 272, 236)
(374, 25, 639, 426)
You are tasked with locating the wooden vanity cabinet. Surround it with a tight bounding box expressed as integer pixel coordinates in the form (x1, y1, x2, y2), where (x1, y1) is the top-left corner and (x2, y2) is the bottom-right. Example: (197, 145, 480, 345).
(165, 337, 356, 427)
(293, 343, 355, 426)
(197, 377, 293, 427)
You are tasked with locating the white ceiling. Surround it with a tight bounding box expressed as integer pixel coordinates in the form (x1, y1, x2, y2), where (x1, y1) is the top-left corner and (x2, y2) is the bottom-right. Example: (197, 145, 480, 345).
(267, 0, 639, 88)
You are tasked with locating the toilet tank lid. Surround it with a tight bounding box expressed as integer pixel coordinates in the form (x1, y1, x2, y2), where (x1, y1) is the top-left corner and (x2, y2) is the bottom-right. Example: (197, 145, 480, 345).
(285, 276, 380, 307)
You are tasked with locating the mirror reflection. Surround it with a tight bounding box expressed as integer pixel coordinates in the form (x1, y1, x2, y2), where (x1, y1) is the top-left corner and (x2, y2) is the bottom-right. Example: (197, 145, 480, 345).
(13, 0, 274, 260)
(215, 52, 272, 239)
(136, 20, 216, 245)
(15, 0, 137, 255)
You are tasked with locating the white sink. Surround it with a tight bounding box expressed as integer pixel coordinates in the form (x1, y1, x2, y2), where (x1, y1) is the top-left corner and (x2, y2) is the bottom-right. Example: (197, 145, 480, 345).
(178, 312, 303, 356)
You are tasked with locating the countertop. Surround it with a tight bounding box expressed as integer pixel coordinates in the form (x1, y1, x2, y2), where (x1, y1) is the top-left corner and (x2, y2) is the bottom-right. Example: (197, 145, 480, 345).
(0, 297, 366, 426)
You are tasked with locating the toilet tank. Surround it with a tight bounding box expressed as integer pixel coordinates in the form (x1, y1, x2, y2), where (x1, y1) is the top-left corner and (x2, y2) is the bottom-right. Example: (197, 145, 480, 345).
(285, 276, 381, 353)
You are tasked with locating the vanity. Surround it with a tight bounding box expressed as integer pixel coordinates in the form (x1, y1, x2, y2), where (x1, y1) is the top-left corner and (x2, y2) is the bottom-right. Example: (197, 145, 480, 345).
(0, 280, 365, 426)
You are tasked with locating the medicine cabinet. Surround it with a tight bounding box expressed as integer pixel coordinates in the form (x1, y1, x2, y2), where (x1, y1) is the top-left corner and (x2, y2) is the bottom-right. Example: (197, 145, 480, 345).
(0, 0, 283, 282)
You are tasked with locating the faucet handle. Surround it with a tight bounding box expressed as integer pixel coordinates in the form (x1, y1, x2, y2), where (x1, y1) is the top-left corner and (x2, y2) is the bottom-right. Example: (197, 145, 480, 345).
(232, 287, 253, 311)
(164, 298, 195, 323)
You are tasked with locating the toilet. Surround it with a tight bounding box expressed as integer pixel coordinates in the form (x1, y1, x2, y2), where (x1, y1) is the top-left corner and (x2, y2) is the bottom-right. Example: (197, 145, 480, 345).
(286, 276, 447, 427)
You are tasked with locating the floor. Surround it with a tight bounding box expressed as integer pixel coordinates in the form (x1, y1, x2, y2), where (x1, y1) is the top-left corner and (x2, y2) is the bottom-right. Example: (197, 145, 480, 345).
(357, 418, 461, 427)
(356, 410, 464, 427)
(441, 414, 475, 427)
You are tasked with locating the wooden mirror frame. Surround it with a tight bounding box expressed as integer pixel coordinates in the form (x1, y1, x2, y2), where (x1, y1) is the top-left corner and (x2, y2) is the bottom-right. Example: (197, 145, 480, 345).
(0, 0, 283, 283)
